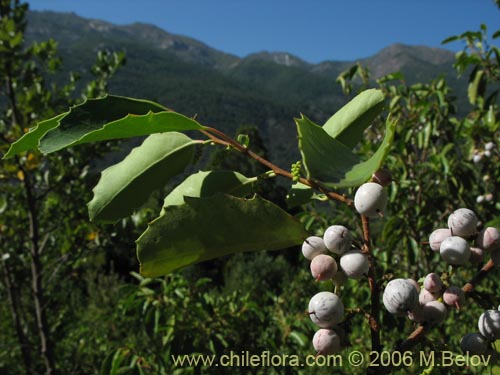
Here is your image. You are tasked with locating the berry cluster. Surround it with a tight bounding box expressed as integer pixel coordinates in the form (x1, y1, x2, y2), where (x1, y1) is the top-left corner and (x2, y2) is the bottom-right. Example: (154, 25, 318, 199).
(301, 225, 357, 355)
(383, 207, 500, 328)
(461, 307, 500, 356)
(472, 141, 496, 164)
(428, 208, 500, 266)
(302, 181, 389, 355)
(383, 273, 466, 325)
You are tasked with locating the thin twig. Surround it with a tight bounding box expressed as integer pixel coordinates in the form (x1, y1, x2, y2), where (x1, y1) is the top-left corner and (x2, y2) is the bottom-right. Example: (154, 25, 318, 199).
(201, 127, 353, 205)
(361, 215, 382, 354)
(462, 259, 495, 294)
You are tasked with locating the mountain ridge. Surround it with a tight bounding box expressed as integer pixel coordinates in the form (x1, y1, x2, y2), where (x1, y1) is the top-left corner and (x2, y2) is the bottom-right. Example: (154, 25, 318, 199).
(26, 10, 456, 74)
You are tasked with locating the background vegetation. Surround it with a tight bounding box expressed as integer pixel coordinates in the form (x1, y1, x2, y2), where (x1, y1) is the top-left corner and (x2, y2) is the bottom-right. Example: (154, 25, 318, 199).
(0, 1, 499, 374)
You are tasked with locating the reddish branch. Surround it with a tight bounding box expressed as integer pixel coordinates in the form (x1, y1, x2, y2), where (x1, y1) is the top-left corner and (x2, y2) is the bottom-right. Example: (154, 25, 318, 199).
(201, 127, 353, 205)
(462, 259, 495, 294)
(361, 215, 382, 353)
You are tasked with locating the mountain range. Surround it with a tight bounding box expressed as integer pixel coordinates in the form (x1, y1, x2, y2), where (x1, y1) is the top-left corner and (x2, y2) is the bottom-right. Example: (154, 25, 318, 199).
(25, 10, 463, 166)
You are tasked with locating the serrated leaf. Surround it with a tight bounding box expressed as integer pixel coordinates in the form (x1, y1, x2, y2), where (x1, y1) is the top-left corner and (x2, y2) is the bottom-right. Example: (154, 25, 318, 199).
(162, 170, 256, 209)
(3, 113, 66, 158)
(137, 194, 308, 277)
(4, 95, 205, 158)
(296, 115, 397, 188)
(323, 89, 385, 148)
(88, 132, 197, 223)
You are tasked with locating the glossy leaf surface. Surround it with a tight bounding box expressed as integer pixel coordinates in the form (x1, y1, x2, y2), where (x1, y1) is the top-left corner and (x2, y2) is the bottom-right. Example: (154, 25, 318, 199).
(4, 95, 204, 157)
(297, 115, 396, 188)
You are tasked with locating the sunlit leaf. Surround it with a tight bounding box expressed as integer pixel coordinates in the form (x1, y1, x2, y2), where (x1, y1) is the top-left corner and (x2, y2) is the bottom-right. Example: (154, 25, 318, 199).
(137, 194, 308, 277)
(323, 89, 385, 148)
(4, 95, 205, 157)
(296, 115, 397, 188)
(88, 132, 198, 223)
(286, 182, 325, 208)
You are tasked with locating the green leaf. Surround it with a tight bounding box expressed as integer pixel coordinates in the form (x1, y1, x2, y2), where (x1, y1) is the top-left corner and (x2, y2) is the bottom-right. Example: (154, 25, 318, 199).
(296, 115, 397, 188)
(137, 194, 308, 277)
(3, 113, 66, 158)
(162, 170, 256, 208)
(322, 89, 385, 148)
(441, 35, 459, 44)
(287, 182, 314, 208)
(88, 132, 198, 223)
(4, 95, 205, 158)
(377, 72, 405, 84)
(468, 68, 486, 105)
(296, 115, 360, 184)
(286, 182, 325, 208)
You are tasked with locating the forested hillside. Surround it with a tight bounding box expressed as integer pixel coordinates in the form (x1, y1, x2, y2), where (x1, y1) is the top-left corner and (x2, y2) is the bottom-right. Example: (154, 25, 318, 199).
(25, 10, 466, 165)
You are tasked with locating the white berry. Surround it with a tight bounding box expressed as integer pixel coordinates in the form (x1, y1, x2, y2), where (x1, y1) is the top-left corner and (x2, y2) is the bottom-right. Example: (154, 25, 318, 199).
(309, 292, 344, 328)
(406, 278, 420, 293)
(429, 228, 451, 252)
(383, 278, 419, 316)
(440, 236, 471, 265)
(485, 141, 495, 151)
(354, 182, 387, 218)
(422, 301, 447, 324)
(460, 332, 489, 355)
(323, 225, 352, 255)
(302, 236, 327, 260)
(448, 208, 478, 238)
(312, 328, 341, 355)
(476, 227, 500, 252)
(339, 250, 369, 279)
(478, 310, 500, 341)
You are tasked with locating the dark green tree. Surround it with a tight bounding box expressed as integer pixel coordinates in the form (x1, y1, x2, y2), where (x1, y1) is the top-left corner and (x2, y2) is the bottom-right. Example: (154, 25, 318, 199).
(0, 1, 124, 374)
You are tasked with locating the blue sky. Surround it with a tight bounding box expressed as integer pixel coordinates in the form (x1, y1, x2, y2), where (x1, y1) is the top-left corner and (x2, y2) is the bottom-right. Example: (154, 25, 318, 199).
(29, 0, 500, 63)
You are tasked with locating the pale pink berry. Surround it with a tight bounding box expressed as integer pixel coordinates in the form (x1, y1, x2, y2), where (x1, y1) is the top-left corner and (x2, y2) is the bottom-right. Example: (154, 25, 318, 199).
(310, 254, 337, 281)
(312, 328, 341, 355)
(476, 227, 500, 252)
(429, 228, 451, 252)
(443, 286, 465, 309)
(423, 273, 442, 293)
